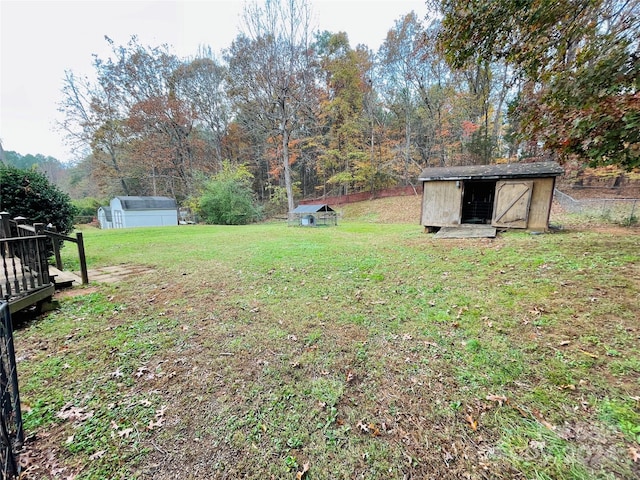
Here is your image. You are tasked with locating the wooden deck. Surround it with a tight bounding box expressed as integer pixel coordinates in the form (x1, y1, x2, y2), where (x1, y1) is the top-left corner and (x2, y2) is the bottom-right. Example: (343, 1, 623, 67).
(1, 215, 89, 315)
(2, 255, 55, 314)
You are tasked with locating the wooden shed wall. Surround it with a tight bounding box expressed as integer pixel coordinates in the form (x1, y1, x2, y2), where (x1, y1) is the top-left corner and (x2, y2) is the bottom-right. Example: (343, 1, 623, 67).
(421, 177, 556, 230)
(526, 177, 556, 230)
(421, 181, 462, 226)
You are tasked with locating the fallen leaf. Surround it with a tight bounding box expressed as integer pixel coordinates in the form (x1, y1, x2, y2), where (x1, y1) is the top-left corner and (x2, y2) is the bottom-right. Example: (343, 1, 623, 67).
(629, 446, 640, 462)
(529, 440, 546, 450)
(346, 370, 355, 383)
(559, 340, 571, 346)
(296, 462, 310, 479)
(486, 394, 508, 406)
(56, 404, 93, 422)
(118, 428, 134, 438)
(511, 403, 530, 419)
(135, 366, 149, 378)
(357, 420, 369, 433)
(89, 450, 106, 460)
(147, 418, 164, 430)
(532, 410, 555, 430)
(465, 414, 478, 431)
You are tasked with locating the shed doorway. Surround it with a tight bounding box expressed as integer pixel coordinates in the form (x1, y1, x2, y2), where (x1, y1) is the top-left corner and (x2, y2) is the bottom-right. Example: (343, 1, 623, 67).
(461, 181, 495, 225)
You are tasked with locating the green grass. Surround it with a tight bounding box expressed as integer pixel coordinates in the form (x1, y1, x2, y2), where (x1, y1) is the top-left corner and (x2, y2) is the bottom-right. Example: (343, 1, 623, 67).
(14, 222, 640, 479)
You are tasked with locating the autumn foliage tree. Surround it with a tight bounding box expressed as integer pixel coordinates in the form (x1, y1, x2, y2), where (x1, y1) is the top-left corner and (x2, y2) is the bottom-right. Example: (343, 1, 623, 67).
(226, 0, 315, 213)
(313, 32, 373, 195)
(59, 37, 220, 202)
(60, 1, 633, 211)
(435, 0, 640, 169)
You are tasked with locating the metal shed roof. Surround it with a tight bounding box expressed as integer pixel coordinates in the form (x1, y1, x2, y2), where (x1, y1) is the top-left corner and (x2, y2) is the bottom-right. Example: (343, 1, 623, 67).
(418, 162, 564, 181)
(115, 196, 177, 210)
(291, 204, 335, 213)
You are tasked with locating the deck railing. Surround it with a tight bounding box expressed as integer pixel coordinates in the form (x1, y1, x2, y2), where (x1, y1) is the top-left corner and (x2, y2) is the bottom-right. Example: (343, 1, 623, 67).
(0, 213, 88, 287)
(1, 234, 51, 298)
(0, 212, 88, 313)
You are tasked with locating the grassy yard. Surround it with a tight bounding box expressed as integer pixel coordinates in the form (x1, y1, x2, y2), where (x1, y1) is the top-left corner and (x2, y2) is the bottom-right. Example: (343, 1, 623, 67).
(14, 207, 640, 479)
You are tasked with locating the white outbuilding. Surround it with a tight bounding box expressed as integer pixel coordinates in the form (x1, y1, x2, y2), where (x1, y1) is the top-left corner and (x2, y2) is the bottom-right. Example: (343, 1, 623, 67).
(98, 196, 178, 229)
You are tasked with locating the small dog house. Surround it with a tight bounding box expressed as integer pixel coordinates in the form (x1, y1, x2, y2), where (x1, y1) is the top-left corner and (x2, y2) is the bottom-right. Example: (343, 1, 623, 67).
(98, 196, 178, 229)
(419, 162, 564, 232)
(290, 204, 337, 227)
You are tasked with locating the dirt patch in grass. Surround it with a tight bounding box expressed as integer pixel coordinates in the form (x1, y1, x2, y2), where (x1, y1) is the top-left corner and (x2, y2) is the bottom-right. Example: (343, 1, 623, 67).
(54, 286, 101, 299)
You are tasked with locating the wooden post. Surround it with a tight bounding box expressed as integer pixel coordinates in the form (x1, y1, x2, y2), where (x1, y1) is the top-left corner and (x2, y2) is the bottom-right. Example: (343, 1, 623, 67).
(76, 232, 89, 285)
(13, 216, 27, 237)
(45, 225, 64, 270)
(0, 212, 11, 238)
(53, 239, 63, 270)
(0, 212, 10, 258)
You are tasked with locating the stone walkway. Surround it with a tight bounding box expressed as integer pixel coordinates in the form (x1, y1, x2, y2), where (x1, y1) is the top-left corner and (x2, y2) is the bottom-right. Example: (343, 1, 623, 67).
(85, 265, 156, 283)
(51, 264, 156, 286)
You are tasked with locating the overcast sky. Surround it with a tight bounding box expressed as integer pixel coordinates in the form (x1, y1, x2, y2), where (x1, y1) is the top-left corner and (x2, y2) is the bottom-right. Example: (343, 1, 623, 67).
(1, 0, 429, 162)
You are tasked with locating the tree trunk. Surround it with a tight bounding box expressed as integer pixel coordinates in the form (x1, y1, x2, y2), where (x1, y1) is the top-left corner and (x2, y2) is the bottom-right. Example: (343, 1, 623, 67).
(282, 127, 295, 213)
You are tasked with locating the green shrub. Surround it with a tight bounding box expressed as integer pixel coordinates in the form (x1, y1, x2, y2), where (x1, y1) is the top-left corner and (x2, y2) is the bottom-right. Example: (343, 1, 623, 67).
(0, 166, 77, 234)
(72, 197, 105, 218)
(198, 162, 263, 225)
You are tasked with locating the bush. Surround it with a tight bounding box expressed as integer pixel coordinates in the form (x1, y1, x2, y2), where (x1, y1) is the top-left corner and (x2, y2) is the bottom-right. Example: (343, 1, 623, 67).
(72, 197, 104, 217)
(0, 166, 77, 234)
(198, 163, 263, 225)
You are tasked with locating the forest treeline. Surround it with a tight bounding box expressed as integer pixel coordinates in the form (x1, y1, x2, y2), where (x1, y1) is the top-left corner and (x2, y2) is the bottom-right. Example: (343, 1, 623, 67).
(5, 0, 639, 213)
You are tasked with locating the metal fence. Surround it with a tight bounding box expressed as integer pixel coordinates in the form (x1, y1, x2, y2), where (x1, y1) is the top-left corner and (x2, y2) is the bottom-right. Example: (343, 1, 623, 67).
(554, 189, 639, 225)
(0, 302, 23, 479)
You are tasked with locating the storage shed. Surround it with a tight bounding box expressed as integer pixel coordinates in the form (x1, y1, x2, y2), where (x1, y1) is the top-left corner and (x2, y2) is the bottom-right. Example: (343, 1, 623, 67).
(419, 162, 564, 232)
(99, 196, 178, 229)
(290, 204, 337, 227)
(97, 206, 113, 229)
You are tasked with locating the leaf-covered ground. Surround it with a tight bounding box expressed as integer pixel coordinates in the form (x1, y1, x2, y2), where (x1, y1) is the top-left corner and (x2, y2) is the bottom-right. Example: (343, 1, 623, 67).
(13, 197, 640, 479)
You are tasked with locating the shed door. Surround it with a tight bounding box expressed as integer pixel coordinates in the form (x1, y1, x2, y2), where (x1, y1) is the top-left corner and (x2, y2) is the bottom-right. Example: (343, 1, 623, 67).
(421, 181, 463, 226)
(491, 181, 533, 228)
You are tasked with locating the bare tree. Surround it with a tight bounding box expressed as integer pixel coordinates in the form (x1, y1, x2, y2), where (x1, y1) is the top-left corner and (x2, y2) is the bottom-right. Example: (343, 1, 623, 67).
(57, 69, 133, 195)
(226, 0, 315, 213)
(174, 51, 230, 170)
